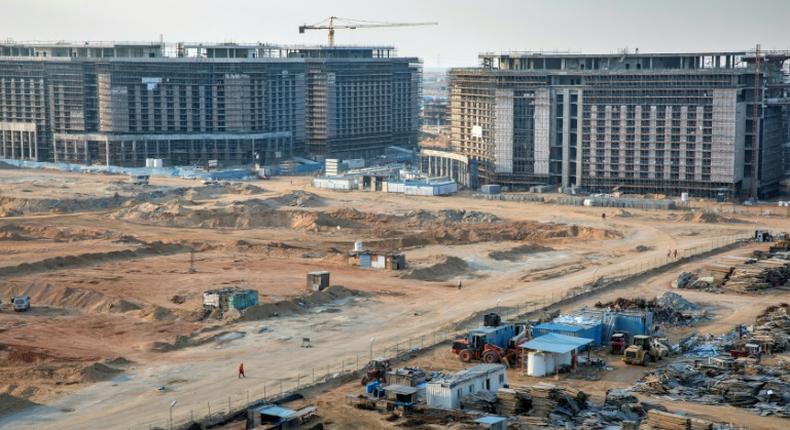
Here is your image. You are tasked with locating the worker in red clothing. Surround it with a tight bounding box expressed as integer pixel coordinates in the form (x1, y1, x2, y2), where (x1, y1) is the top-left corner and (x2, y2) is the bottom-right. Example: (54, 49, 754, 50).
(238, 362, 245, 379)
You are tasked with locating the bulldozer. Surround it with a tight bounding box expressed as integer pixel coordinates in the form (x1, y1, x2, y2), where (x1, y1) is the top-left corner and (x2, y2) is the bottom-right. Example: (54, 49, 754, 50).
(451, 313, 527, 366)
(769, 232, 790, 254)
(623, 335, 669, 366)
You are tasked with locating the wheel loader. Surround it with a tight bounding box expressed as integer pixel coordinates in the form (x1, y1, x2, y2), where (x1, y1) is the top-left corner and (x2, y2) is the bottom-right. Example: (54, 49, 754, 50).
(622, 335, 669, 366)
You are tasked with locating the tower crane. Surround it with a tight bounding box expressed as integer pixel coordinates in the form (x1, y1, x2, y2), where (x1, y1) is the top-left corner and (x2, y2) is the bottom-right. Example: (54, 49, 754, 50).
(299, 16, 438, 47)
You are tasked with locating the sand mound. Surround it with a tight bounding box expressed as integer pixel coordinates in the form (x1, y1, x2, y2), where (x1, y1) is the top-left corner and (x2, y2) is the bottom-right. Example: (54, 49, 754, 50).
(0, 195, 126, 217)
(488, 244, 554, 261)
(239, 285, 365, 321)
(80, 362, 123, 383)
(615, 209, 633, 218)
(634, 245, 654, 252)
(676, 211, 745, 224)
(403, 255, 474, 282)
(0, 393, 39, 417)
(270, 190, 324, 207)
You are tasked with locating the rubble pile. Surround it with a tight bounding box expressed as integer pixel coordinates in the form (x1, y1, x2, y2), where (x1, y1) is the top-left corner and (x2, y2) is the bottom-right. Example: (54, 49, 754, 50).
(633, 361, 790, 417)
(594, 292, 705, 325)
(460, 390, 497, 412)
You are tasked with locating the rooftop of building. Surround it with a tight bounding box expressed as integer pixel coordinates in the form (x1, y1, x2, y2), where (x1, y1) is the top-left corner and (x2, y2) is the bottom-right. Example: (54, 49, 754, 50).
(428, 363, 505, 387)
(467, 48, 790, 73)
(0, 40, 413, 61)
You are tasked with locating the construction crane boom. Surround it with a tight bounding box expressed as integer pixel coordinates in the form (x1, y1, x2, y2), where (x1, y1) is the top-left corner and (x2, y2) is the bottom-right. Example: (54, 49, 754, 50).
(299, 16, 438, 47)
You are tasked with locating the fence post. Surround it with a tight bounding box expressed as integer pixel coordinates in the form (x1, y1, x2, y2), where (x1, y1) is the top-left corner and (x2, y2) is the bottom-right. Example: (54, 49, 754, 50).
(207, 402, 211, 420)
(228, 396, 231, 413)
(313, 367, 316, 383)
(297, 371, 301, 389)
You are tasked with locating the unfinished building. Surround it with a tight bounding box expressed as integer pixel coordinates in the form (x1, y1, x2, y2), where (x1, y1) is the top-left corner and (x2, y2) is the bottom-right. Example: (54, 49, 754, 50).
(449, 49, 790, 198)
(0, 41, 421, 167)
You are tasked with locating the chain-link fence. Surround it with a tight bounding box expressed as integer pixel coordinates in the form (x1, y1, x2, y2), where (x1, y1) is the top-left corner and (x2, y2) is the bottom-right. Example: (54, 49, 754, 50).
(131, 232, 749, 430)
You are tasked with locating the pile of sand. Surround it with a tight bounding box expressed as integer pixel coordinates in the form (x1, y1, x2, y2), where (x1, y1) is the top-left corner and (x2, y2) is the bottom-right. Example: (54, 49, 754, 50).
(488, 244, 554, 261)
(239, 285, 365, 321)
(0, 393, 39, 417)
(615, 209, 633, 218)
(403, 255, 474, 282)
(676, 211, 745, 224)
(269, 190, 324, 207)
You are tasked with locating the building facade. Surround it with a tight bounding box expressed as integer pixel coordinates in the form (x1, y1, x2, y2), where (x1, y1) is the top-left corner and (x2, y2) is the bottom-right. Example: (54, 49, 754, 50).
(449, 50, 790, 198)
(0, 41, 420, 167)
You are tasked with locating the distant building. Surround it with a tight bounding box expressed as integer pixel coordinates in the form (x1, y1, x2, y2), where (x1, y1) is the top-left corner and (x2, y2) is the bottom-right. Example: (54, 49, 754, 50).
(0, 41, 421, 166)
(449, 49, 790, 198)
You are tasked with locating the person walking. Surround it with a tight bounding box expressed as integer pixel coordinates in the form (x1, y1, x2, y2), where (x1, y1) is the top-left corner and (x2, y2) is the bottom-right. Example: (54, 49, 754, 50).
(667, 249, 671, 258)
(673, 249, 678, 259)
(238, 362, 246, 379)
(457, 280, 462, 290)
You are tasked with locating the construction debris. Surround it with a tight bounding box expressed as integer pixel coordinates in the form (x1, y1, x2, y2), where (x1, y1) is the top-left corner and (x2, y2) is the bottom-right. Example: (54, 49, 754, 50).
(594, 292, 705, 326)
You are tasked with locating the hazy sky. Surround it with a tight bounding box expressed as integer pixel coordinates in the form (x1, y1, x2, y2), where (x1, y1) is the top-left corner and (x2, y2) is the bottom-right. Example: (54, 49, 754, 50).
(3, 0, 789, 68)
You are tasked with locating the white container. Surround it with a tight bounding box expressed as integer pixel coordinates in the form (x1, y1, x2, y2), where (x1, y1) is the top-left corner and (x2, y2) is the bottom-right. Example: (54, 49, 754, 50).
(558, 351, 573, 367)
(527, 351, 547, 377)
(545, 352, 556, 374)
(371, 255, 386, 269)
(354, 241, 364, 252)
(681, 192, 689, 202)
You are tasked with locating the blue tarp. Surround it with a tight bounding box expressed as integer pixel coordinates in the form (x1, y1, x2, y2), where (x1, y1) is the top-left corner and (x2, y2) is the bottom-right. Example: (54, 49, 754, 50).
(520, 333, 594, 354)
(475, 416, 506, 425)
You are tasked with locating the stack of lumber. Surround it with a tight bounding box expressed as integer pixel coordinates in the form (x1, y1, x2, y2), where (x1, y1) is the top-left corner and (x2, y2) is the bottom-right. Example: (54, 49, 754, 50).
(496, 387, 528, 415)
(724, 258, 790, 292)
(646, 410, 713, 430)
(525, 383, 560, 417)
(752, 303, 790, 352)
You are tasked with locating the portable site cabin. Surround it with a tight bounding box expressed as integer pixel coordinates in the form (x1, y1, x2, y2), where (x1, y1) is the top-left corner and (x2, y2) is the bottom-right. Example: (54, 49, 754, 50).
(306, 271, 330, 292)
(202, 288, 259, 311)
(312, 176, 357, 191)
(350, 251, 407, 270)
(532, 321, 603, 347)
(551, 308, 654, 345)
(520, 333, 594, 377)
(403, 179, 458, 196)
(426, 364, 507, 410)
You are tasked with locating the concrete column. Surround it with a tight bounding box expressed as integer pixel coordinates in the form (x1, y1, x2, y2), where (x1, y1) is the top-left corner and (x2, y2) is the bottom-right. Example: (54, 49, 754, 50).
(576, 91, 584, 187)
(0, 131, 5, 158)
(105, 140, 110, 166)
(561, 89, 571, 189)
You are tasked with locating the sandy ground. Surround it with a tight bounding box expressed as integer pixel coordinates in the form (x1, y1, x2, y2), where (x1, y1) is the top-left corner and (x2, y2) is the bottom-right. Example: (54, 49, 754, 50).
(0, 169, 787, 429)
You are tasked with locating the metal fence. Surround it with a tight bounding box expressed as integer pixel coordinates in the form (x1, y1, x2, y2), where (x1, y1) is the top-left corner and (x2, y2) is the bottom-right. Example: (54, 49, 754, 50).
(131, 232, 750, 430)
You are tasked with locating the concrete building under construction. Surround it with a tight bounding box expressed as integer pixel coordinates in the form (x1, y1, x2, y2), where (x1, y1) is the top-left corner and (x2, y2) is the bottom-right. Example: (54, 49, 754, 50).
(447, 49, 790, 198)
(0, 41, 420, 167)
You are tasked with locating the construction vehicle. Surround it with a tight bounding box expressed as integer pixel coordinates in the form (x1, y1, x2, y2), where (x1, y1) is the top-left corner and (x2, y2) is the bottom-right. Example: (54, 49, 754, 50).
(769, 232, 790, 254)
(729, 343, 762, 359)
(360, 358, 390, 385)
(451, 313, 527, 365)
(299, 17, 437, 47)
(12, 296, 30, 312)
(623, 335, 668, 366)
(609, 332, 629, 354)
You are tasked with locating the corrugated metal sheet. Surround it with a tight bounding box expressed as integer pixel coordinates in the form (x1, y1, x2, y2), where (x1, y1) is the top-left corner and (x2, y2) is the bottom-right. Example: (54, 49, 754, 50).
(359, 253, 371, 268)
(230, 290, 259, 310)
(521, 333, 593, 354)
(533, 322, 603, 346)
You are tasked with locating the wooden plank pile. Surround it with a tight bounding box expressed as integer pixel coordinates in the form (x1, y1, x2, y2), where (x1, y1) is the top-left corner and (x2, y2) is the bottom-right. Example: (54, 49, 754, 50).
(723, 258, 790, 292)
(645, 410, 713, 430)
(752, 303, 790, 352)
(496, 387, 529, 415)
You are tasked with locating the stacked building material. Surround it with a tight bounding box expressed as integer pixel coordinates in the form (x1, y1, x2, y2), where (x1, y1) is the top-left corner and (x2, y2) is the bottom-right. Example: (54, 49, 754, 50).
(459, 390, 497, 412)
(752, 303, 790, 352)
(496, 387, 529, 415)
(723, 258, 790, 292)
(646, 410, 713, 430)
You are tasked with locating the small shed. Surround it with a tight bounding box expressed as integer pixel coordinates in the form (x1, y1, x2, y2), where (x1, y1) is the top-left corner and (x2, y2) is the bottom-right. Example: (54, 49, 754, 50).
(246, 404, 316, 429)
(474, 416, 507, 430)
(384, 384, 419, 407)
(306, 271, 330, 292)
(520, 333, 593, 377)
(387, 367, 427, 387)
(426, 364, 507, 410)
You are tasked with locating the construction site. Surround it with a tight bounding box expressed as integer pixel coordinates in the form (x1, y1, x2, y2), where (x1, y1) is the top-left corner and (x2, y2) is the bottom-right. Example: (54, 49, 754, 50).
(0, 158, 788, 430)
